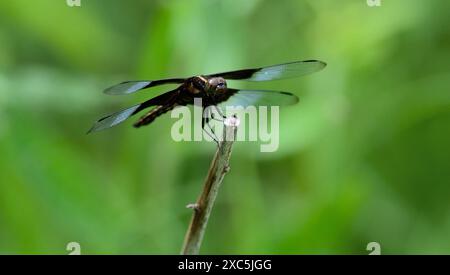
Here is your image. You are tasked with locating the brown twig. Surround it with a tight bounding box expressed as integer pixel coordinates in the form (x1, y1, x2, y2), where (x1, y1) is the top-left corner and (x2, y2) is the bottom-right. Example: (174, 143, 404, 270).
(181, 117, 239, 255)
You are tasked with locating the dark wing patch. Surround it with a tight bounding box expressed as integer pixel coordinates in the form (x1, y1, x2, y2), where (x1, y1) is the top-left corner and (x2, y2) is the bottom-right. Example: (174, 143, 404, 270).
(104, 78, 185, 95)
(208, 60, 326, 81)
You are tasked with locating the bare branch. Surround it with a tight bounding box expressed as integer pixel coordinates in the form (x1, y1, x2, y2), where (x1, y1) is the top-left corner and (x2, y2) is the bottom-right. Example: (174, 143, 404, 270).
(181, 117, 239, 255)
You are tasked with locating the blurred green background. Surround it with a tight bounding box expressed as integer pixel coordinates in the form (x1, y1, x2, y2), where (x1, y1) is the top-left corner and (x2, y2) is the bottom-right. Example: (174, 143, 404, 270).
(0, 0, 449, 254)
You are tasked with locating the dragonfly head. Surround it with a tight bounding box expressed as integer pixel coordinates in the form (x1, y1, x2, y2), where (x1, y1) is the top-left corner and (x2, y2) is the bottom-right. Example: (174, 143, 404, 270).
(208, 77, 227, 93)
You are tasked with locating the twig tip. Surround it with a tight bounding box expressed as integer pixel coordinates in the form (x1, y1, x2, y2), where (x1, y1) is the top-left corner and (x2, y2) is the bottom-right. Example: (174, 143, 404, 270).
(224, 116, 240, 127)
(186, 203, 199, 210)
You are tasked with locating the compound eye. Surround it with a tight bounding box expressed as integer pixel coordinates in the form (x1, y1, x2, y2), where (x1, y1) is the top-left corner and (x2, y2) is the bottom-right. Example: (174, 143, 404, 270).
(217, 82, 226, 89)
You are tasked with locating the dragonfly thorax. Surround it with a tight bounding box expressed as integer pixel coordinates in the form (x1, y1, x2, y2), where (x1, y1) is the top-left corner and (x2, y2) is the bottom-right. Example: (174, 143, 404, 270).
(188, 76, 227, 95)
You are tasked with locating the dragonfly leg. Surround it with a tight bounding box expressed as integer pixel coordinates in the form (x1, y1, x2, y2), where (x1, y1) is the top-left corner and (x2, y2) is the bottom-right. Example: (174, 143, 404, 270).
(211, 113, 223, 122)
(213, 105, 226, 119)
(202, 115, 220, 145)
(209, 105, 226, 123)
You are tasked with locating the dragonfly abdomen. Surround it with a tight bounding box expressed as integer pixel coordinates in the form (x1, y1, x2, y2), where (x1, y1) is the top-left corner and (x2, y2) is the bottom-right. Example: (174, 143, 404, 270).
(133, 103, 178, 128)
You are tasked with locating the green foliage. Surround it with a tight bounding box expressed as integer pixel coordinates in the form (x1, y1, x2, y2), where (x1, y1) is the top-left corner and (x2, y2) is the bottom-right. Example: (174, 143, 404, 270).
(0, 0, 449, 254)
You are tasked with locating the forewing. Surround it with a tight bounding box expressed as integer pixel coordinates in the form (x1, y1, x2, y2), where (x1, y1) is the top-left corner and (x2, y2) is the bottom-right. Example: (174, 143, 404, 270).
(104, 78, 185, 95)
(208, 60, 326, 81)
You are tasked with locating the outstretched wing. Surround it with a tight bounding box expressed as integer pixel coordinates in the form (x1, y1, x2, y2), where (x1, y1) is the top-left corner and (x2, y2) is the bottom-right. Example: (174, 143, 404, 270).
(88, 89, 179, 133)
(207, 60, 326, 81)
(217, 89, 299, 108)
(104, 78, 185, 95)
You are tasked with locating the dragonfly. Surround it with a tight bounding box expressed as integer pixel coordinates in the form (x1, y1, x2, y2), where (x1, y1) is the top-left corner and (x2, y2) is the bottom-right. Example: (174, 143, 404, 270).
(88, 60, 326, 136)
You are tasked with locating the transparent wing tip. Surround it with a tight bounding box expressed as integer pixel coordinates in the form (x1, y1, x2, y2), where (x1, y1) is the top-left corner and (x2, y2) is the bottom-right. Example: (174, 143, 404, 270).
(87, 105, 141, 134)
(103, 81, 151, 95)
(303, 59, 327, 69)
